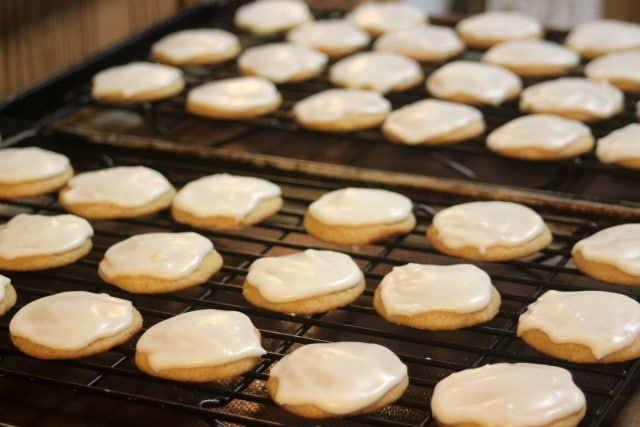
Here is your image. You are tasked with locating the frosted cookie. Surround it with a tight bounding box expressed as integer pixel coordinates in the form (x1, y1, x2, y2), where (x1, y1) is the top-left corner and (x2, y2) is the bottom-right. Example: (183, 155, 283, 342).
(456, 11, 543, 49)
(59, 165, 175, 219)
(373, 25, 464, 62)
(431, 363, 586, 427)
(566, 19, 640, 59)
(186, 76, 282, 120)
(382, 99, 485, 146)
(0, 147, 73, 199)
(91, 61, 184, 103)
(292, 88, 391, 132)
(596, 123, 640, 169)
(329, 51, 423, 94)
(482, 40, 580, 78)
(519, 77, 624, 122)
(238, 42, 328, 83)
(243, 249, 365, 314)
(98, 232, 223, 294)
(135, 309, 265, 382)
(585, 51, 640, 92)
(304, 187, 415, 246)
(234, 0, 312, 35)
(374, 263, 500, 330)
(151, 29, 240, 66)
(267, 341, 408, 418)
(426, 60, 522, 106)
(172, 173, 282, 230)
(0, 213, 93, 271)
(486, 114, 594, 160)
(9, 291, 142, 360)
(0, 275, 17, 317)
(517, 290, 640, 363)
(286, 20, 370, 57)
(571, 223, 640, 286)
(345, 1, 427, 36)
(427, 201, 552, 261)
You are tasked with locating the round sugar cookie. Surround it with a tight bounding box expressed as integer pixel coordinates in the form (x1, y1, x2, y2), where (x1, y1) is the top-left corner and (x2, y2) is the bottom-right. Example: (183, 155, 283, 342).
(517, 290, 640, 363)
(135, 309, 265, 382)
(172, 173, 282, 230)
(0, 147, 73, 199)
(566, 19, 640, 59)
(98, 232, 223, 294)
(243, 249, 365, 314)
(482, 40, 580, 78)
(431, 363, 586, 427)
(91, 62, 184, 103)
(345, 1, 427, 36)
(585, 51, 640, 92)
(9, 291, 142, 360)
(571, 223, 640, 286)
(286, 20, 370, 57)
(382, 98, 485, 145)
(426, 60, 522, 106)
(596, 123, 640, 170)
(427, 201, 552, 261)
(456, 11, 543, 49)
(267, 341, 408, 419)
(238, 42, 328, 83)
(151, 28, 240, 66)
(374, 263, 500, 330)
(59, 165, 175, 219)
(304, 187, 416, 246)
(186, 76, 282, 120)
(373, 25, 464, 62)
(486, 114, 594, 160)
(0, 213, 93, 271)
(234, 0, 312, 35)
(0, 275, 17, 317)
(292, 88, 391, 132)
(519, 77, 624, 122)
(329, 51, 423, 94)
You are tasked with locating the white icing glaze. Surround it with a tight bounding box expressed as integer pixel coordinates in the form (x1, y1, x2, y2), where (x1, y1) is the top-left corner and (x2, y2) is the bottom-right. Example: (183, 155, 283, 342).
(100, 232, 214, 279)
(0, 274, 8, 301)
(329, 51, 423, 93)
(0, 213, 93, 259)
(382, 99, 483, 144)
(431, 363, 586, 426)
(517, 290, 640, 359)
(426, 60, 522, 106)
(238, 42, 328, 83)
(456, 11, 542, 43)
(483, 39, 579, 69)
(9, 291, 134, 350)
(0, 147, 70, 183)
(187, 77, 280, 113)
(286, 20, 370, 54)
(487, 114, 592, 151)
(373, 25, 464, 61)
(379, 263, 492, 316)
(136, 309, 265, 370)
(431, 201, 545, 254)
(270, 341, 407, 415)
(172, 173, 281, 219)
(585, 51, 640, 85)
(293, 88, 391, 125)
(92, 62, 183, 99)
(247, 249, 363, 302)
(596, 123, 640, 164)
(60, 166, 172, 207)
(234, 0, 312, 34)
(572, 223, 640, 275)
(346, 2, 427, 34)
(151, 29, 240, 64)
(520, 77, 624, 119)
(566, 19, 640, 55)
(308, 187, 412, 226)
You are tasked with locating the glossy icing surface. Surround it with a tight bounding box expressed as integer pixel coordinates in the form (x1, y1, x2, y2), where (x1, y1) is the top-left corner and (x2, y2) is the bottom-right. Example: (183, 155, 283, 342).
(187, 77, 280, 112)
(92, 62, 183, 99)
(293, 88, 391, 123)
(287, 20, 370, 52)
(483, 39, 579, 67)
(566, 19, 640, 54)
(456, 11, 542, 41)
(234, 0, 312, 34)
(374, 25, 464, 60)
(151, 29, 240, 63)
(0, 274, 8, 300)
(597, 123, 640, 163)
(585, 51, 640, 83)
(0, 147, 70, 183)
(346, 2, 427, 34)
(572, 223, 640, 275)
(238, 42, 327, 83)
